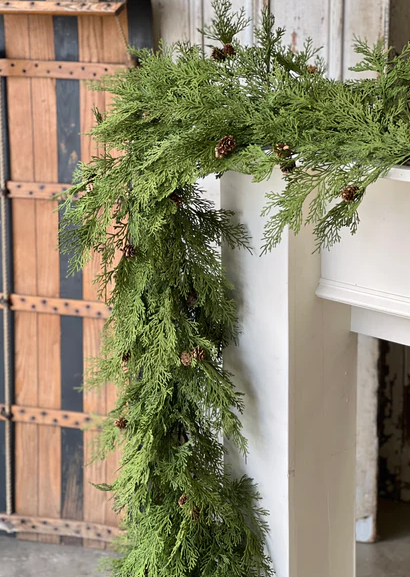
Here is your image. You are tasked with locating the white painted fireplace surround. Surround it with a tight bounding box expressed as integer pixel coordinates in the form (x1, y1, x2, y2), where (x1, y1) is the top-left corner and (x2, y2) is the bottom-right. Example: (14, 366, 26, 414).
(222, 167, 410, 577)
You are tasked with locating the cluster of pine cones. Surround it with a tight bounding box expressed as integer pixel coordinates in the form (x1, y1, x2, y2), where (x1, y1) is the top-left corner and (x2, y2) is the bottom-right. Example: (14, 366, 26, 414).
(211, 43, 235, 61)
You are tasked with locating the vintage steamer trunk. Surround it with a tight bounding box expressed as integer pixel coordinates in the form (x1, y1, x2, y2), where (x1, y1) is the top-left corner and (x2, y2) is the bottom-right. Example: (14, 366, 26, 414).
(0, 0, 152, 547)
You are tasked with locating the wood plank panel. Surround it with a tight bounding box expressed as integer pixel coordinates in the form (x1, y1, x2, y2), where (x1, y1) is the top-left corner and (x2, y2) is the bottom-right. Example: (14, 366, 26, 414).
(14, 312, 38, 541)
(0, 514, 120, 541)
(7, 181, 72, 199)
(0, 2, 126, 17)
(29, 14, 61, 545)
(83, 318, 106, 549)
(5, 13, 38, 540)
(1, 294, 112, 318)
(0, 403, 103, 430)
(4, 16, 33, 182)
(0, 58, 124, 79)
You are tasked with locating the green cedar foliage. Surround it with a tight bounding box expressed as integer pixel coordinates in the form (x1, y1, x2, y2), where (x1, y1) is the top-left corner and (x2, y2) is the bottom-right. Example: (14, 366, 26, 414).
(59, 1, 410, 575)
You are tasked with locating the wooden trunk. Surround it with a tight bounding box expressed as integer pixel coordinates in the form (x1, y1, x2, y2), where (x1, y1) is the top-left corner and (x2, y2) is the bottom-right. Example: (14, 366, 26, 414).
(0, 0, 152, 547)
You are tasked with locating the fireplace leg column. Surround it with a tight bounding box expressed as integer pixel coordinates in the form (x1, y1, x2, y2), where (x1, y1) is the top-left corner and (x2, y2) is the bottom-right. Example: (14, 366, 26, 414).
(221, 171, 357, 577)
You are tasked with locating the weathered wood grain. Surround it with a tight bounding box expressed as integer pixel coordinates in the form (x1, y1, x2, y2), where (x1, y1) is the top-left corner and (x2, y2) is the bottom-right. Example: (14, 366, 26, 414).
(7, 180, 73, 199)
(0, 58, 124, 79)
(0, 403, 103, 430)
(83, 318, 106, 549)
(4, 13, 38, 540)
(0, 513, 120, 541)
(28, 15, 60, 543)
(1, 294, 112, 319)
(0, 2, 126, 17)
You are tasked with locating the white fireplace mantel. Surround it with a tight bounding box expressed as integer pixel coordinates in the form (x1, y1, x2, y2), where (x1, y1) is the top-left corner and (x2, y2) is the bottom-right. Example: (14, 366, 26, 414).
(221, 166, 410, 577)
(317, 166, 410, 346)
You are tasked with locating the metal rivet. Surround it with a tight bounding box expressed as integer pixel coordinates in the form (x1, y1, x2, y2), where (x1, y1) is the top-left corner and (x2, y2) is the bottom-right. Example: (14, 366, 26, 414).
(63, 414, 69, 419)
(22, 69, 26, 73)
(29, 191, 33, 195)
(53, 418, 58, 424)
(53, 307, 58, 311)
(41, 299, 47, 305)
(64, 302, 69, 307)
(30, 416, 36, 421)
(40, 411, 47, 416)
(10, 63, 14, 67)
(74, 421, 79, 426)
(75, 309, 79, 313)
(20, 297, 25, 302)
(39, 184, 45, 190)
(31, 304, 36, 309)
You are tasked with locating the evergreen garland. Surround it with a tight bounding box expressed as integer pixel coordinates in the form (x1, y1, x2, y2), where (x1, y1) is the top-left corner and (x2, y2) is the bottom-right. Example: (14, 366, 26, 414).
(59, 2, 410, 575)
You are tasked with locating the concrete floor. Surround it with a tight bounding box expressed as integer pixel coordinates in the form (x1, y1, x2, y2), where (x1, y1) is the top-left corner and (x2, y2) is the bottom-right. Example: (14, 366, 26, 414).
(0, 536, 113, 577)
(357, 500, 410, 577)
(0, 500, 409, 577)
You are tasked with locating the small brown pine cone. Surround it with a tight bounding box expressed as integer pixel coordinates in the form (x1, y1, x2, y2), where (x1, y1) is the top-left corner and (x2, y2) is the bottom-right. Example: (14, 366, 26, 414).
(180, 351, 192, 366)
(169, 192, 183, 208)
(307, 64, 317, 74)
(85, 182, 94, 193)
(186, 291, 197, 308)
(114, 417, 128, 430)
(123, 243, 136, 258)
(215, 135, 236, 159)
(280, 161, 296, 175)
(178, 494, 188, 507)
(122, 351, 131, 364)
(211, 47, 226, 61)
(190, 505, 200, 521)
(191, 346, 206, 362)
(274, 143, 292, 158)
(223, 43, 235, 57)
(341, 186, 359, 202)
